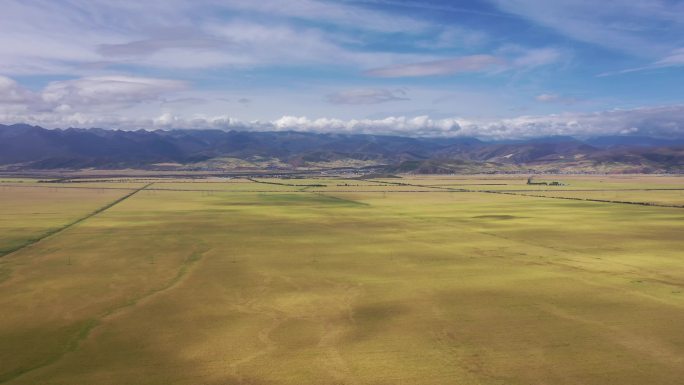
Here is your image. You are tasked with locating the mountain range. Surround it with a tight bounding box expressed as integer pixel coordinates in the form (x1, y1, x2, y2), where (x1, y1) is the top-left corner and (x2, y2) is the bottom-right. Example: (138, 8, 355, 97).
(1, 123, 683, 173)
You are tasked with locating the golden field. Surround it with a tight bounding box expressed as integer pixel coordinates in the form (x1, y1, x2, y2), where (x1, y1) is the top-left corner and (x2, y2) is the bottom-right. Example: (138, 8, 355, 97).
(0, 175, 683, 385)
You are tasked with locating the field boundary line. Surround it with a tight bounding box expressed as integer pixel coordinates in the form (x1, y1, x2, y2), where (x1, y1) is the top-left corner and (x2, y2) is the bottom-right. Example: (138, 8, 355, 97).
(476, 190, 684, 209)
(0, 183, 153, 259)
(0, 184, 139, 191)
(246, 177, 326, 188)
(369, 179, 684, 208)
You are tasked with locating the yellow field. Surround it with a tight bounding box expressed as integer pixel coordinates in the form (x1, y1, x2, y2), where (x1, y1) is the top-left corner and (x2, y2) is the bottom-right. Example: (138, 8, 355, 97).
(511, 189, 684, 206)
(0, 186, 130, 258)
(0, 175, 683, 385)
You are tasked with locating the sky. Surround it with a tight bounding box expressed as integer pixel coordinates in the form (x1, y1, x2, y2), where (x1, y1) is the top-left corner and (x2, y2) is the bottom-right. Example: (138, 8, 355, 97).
(0, 0, 683, 139)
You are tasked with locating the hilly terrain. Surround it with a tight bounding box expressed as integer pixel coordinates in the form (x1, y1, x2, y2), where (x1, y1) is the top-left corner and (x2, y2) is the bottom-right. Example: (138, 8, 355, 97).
(1, 124, 683, 173)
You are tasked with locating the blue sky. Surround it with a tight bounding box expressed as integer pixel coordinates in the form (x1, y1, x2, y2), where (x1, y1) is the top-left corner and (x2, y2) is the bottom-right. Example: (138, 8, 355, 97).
(0, 0, 683, 138)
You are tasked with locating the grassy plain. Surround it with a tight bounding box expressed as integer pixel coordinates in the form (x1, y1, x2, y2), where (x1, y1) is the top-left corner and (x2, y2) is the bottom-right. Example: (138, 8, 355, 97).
(0, 175, 683, 385)
(0, 185, 131, 258)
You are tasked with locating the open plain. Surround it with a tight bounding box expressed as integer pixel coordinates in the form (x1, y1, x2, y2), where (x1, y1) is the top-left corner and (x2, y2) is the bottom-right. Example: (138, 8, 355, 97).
(1, 175, 683, 385)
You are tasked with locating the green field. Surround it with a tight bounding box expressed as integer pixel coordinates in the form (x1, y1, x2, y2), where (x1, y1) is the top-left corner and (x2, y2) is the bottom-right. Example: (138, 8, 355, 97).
(1, 175, 683, 384)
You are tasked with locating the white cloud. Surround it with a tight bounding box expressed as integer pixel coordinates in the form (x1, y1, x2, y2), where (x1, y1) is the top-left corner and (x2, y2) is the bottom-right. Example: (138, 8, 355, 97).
(509, 47, 564, 69)
(270, 115, 464, 136)
(0, 76, 35, 104)
(263, 107, 684, 138)
(0, 75, 188, 120)
(536, 93, 559, 102)
(535, 93, 578, 105)
(40, 76, 188, 112)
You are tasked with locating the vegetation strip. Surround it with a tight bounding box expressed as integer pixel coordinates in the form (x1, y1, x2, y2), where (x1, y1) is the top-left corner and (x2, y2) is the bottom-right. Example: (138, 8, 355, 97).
(0, 183, 153, 259)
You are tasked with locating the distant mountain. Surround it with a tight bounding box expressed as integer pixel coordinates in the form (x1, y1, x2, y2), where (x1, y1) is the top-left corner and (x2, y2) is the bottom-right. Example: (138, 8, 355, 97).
(586, 135, 684, 148)
(1, 124, 682, 173)
(450, 137, 598, 164)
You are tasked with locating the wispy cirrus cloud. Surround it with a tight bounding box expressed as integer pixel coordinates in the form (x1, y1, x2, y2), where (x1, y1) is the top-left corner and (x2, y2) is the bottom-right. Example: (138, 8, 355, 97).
(214, 0, 429, 32)
(489, 0, 683, 57)
(0, 0, 567, 78)
(0, 0, 433, 75)
(365, 55, 502, 77)
(97, 32, 229, 58)
(364, 47, 563, 77)
(600, 47, 684, 76)
(415, 27, 489, 50)
(656, 48, 684, 67)
(535, 93, 579, 105)
(506, 47, 564, 69)
(326, 88, 409, 105)
(489, 0, 684, 82)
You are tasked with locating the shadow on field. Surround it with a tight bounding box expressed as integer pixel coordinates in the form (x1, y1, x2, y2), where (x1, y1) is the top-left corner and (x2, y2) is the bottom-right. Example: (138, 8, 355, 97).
(472, 215, 527, 220)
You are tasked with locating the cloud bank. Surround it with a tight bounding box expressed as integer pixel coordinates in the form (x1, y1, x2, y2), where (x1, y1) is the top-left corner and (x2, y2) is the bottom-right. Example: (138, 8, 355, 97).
(3, 101, 683, 140)
(1, 73, 682, 140)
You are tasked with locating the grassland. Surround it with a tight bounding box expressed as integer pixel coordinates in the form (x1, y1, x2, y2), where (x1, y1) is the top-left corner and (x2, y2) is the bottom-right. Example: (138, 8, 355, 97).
(0, 185, 133, 259)
(0, 175, 683, 385)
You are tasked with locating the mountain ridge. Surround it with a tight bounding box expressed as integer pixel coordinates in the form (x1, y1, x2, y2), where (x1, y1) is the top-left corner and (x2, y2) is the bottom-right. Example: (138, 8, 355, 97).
(1, 123, 682, 173)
